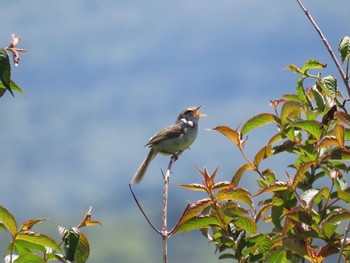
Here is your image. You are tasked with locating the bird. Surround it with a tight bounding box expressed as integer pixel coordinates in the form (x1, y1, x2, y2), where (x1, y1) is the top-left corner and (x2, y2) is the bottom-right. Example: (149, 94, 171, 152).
(131, 105, 206, 184)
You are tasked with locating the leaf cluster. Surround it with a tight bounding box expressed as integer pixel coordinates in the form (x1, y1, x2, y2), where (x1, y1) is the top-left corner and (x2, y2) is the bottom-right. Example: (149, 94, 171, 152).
(0, 206, 100, 263)
(175, 36, 350, 263)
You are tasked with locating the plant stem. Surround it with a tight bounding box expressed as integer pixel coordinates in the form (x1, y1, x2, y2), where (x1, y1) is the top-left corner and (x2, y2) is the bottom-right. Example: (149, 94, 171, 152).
(162, 154, 176, 263)
(295, 0, 350, 96)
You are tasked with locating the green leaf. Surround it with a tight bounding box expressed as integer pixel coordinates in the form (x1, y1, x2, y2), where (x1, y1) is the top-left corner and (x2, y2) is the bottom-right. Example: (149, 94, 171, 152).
(339, 36, 350, 63)
(212, 126, 240, 145)
(13, 253, 44, 263)
(241, 113, 278, 135)
(311, 86, 325, 111)
(0, 205, 17, 237)
(280, 101, 303, 123)
(253, 145, 273, 166)
(296, 77, 311, 106)
(291, 120, 322, 140)
(232, 163, 255, 186)
(0, 48, 14, 96)
(301, 59, 327, 75)
(216, 187, 253, 209)
(74, 232, 90, 263)
(174, 215, 221, 234)
(322, 221, 337, 239)
(337, 189, 350, 204)
(176, 183, 206, 192)
(284, 64, 302, 74)
(292, 161, 314, 190)
(16, 231, 62, 253)
(267, 251, 289, 263)
(59, 226, 79, 261)
(319, 75, 337, 98)
(178, 199, 212, 225)
(326, 209, 350, 224)
(235, 216, 257, 235)
(255, 182, 289, 196)
(0, 79, 23, 94)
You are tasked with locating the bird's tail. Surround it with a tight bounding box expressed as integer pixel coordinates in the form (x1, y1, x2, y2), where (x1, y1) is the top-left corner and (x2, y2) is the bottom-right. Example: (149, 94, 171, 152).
(131, 148, 156, 184)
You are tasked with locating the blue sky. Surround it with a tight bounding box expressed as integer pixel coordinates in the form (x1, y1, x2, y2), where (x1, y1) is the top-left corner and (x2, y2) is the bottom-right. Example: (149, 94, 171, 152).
(0, 1, 349, 262)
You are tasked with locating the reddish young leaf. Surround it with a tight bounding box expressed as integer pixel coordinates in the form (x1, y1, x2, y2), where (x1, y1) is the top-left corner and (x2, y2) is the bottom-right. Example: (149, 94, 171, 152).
(216, 187, 253, 209)
(178, 198, 212, 225)
(292, 161, 314, 190)
(232, 163, 256, 186)
(254, 182, 290, 197)
(20, 218, 48, 231)
(253, 145, 273, 167)
(174, 215, 222, 234)
(177, 183, 206, 192)
(333, 124, 345, 148)
(314, 136, 339, 150)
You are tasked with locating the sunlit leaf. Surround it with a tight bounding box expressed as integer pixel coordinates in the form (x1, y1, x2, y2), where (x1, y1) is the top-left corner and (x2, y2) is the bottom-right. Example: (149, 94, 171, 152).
(178, 199, 212, 225)
(213, 181, 232, 190)
(20, 218, 48, 231)
(241, 113, 278, 135)
(253, 145, 273, 167)
(212, 126, 240, 145)
(12, 252, 44, 263)
(232, 163, 255, 186)
(0, 79, 23, 95)
(280, 101, 303, 123)
(314, 136, 339, 150)
(291, 120, 322, 140)
(301, 189, 319, 208)
(321, 222, 337, 239)
(284, 64, 302, 74)
(335, 111, 350, 126)
(268, 133, 284, 145)
(337, 189, 350, 204)
(339, 36, 350, 63)
(292, 161, 314, 190)
(235, 217, 257, 235)
(326, 210, 350, 224)
(177, 183, 206, 192)
(74, 232, 90, 263)
(319, 75, 337, 98)
(334, 124, 345, 148)
(16, 231, 62, 253)
(311, 86, 325, 111)
(255, 182, 289, 196)
(216, 187, 253, 209)
(267, 251, 289, 263)
(174, 215, 222, 234)
(301, 59, 327, 75)
(296, 77, 311, 106)
(0, 205, 17, 237)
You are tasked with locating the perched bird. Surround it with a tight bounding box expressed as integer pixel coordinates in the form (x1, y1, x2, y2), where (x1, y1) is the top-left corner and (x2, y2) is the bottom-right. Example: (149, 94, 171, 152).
(132, 105, 206, 184)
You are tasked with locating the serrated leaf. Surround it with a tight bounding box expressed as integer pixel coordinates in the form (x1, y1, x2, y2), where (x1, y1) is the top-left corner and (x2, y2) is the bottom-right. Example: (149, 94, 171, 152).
(280, 101, 303, 123)
(254, 182, 289, 196)
(241, 113, 278, 135)
(0, 205, 17, 237)
(235, 216, 257, 235)
(232, 163, 255, 186)
(339, 36, 350, 63)
(292, 161, 314, 190)
(13, 252, 44, 263)
(301, 59, 327, 75)
(74, 232, 90, 263)
(16, 231, 62, 253)
(216, 187, 253, 209)
(291, 120, 322, 140)
(179, 199, 212, 225)
(212, 126, 240, 145)
(0, 48, 14, 96)
(174, 215, 221, 234)
(176, 183, 206, 192)
(253, 145, 273, 167)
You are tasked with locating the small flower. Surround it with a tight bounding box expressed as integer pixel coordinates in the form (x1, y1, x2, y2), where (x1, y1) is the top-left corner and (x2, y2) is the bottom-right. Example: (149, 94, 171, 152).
(5, 34, 27, 67)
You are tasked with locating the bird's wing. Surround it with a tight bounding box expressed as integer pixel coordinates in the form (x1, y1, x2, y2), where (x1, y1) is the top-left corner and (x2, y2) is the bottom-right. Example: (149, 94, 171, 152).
(146, 123, 184, 146)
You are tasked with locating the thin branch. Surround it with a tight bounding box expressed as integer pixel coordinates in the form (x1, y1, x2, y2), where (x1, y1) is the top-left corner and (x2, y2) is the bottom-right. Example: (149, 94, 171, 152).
(337, 219, 350, 263)
(129, 184, 162, 235)
(295, 0, 350, 96)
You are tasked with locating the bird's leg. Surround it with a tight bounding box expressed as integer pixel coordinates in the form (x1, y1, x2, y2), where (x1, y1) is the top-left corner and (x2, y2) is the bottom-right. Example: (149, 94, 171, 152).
(172, 150, 184, 162)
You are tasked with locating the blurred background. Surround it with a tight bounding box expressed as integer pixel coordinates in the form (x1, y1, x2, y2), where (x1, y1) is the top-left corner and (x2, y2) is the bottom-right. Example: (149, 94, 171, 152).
(0, 0, 348, 262)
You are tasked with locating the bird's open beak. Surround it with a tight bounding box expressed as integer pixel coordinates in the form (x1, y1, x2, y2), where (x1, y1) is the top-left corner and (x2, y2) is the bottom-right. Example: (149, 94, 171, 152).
(194, 105, 207, 118)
